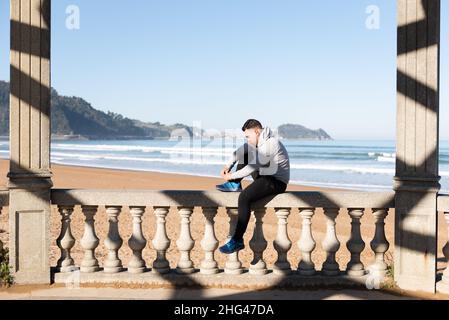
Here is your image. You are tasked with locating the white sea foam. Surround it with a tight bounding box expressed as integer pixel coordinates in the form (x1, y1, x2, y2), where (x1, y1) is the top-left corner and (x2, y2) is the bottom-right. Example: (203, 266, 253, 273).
(50, 152, 228, 166)
(52, 143, 236, 156)
(289, 179, 392, 191)
(377, 156, 396, 163)
(51, 151, 398, 175)
(289, 163, 395, 175)
(368, 152, 396, 158)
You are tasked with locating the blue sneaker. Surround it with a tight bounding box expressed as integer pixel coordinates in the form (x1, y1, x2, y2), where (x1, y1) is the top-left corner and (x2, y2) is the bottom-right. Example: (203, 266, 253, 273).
(216, 181, 242, 192)
(219, 238, 245, 254)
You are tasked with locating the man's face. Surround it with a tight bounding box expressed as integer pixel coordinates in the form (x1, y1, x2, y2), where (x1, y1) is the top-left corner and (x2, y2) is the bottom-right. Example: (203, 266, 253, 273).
(244, 128, 261, 146)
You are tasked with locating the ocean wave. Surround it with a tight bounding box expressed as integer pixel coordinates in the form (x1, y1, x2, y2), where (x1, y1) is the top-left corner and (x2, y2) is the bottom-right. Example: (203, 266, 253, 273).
(288, 179, 393, 191)
(376, 156, 396, 163)
(51, 152, 228, 166)
(290, 163, 449, 177)
(51, 151, 398, 175)
(368, 152, 396, 158)
(52, 143, 237, 156)
(290, 163, 395, 175)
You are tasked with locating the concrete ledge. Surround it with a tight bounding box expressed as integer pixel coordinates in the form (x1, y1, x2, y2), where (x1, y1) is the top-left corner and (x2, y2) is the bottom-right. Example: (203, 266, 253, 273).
(0, 286, 411, 300)
(51, 189, 395, 209)
(53, 269, 372, 290)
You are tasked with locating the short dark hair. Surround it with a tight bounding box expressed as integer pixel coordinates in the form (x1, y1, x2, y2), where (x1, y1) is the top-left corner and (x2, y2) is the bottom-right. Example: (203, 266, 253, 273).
(242, 119, 263, 131)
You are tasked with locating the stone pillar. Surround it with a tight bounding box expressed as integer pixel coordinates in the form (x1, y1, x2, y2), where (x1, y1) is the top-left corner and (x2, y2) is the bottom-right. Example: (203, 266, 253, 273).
(273, 208, 292, 275)
(8, 0, 52, 284)
(394, 0, 440, 293)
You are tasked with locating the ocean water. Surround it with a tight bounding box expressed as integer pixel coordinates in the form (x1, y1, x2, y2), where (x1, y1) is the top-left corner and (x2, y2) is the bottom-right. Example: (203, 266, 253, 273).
(0, 139, 448, 192)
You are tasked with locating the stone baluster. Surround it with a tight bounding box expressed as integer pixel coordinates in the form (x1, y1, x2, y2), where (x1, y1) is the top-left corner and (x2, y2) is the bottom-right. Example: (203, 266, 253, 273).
(176, 207, 195, 274)
(200, 207, 219, 275)
(249, 209, 268, 275)
(298, 208, 316, 276)
(369, 208, 390, 277)
(322, 208, 341, 276)
(225, 208, 243, 275)
(152, 207, 171, 274)
(346, 208, 366, 276)
(273, 208, 292, 275)
(128, 206, 147, 274)
(56, 206, 77, 272)
(80, 206, 100, 273)
(104, 206, 123, 273)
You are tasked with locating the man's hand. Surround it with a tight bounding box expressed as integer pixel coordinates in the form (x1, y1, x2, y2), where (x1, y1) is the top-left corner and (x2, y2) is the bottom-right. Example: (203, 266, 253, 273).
(222, 172, 233, 181)
(220, 166, 230, 177)
(220, 166, 233, 181)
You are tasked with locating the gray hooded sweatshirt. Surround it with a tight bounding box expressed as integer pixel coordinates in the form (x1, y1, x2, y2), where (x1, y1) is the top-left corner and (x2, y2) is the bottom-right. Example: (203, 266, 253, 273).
(226, 127, 290, 185)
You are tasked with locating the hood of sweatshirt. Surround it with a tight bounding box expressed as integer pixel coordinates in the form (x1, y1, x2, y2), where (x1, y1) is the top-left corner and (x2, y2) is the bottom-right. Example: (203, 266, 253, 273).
(257, 127, 274, 148)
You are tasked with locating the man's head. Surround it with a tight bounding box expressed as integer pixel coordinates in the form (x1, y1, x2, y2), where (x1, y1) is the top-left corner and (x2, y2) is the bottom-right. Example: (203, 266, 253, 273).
(242, 119, 263, 146)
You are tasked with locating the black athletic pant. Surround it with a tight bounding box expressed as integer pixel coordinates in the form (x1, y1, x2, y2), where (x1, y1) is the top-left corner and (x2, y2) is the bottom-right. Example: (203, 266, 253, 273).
(229, 150, 287, 242)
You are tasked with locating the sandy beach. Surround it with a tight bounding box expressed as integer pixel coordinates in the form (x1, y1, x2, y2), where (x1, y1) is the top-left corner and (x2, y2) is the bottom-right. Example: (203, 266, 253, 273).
(0, 159, 446, 275)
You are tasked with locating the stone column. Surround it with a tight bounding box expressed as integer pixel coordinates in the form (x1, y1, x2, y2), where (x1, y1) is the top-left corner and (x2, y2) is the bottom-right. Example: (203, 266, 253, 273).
(273, 208, 292, 275)
(152, 207, 171, 274)
(225, 208, 243, 275)
(8, 0, 52, 284)
(322, 208, 340, 276)
(298, 208, 316, 276)
(200, 207, 219, 275)
(56, 206, 76, 273)
(128, 207, 147, 274)
(104, 206, 123, 273)
(369, 209, 390, 278)
(176, 207, 195, 274)
(394, 0, 441, 293)
(249, 209, 268, 275)
(346, 209, 366, 277)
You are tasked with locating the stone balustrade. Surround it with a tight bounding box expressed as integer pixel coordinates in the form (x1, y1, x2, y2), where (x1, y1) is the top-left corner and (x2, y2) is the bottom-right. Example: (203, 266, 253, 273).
(50, 189, 397, 288)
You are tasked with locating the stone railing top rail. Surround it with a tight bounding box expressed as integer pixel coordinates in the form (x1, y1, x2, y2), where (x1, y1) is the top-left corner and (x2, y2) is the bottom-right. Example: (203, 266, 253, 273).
(51, 189, 395, 209)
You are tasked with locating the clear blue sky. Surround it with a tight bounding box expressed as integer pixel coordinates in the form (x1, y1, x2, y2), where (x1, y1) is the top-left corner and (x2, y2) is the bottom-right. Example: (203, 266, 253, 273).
(0, 0, 448, 140)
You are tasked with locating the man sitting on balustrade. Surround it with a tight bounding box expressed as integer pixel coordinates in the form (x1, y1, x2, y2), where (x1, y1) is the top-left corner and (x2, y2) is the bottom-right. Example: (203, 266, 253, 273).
(216, 119, 290, 254)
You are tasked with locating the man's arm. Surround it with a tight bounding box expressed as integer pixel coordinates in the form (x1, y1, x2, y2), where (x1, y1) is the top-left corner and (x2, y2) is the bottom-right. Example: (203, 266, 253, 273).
(229, 163, 259, 180)
(224, 143, 248, 170)
(229, 156, 272, 180)
(228, 140, 278, 180)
